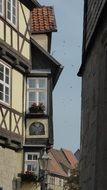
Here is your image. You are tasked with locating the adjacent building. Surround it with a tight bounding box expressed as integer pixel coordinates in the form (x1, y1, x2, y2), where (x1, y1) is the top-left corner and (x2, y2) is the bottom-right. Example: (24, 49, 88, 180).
(47, 148, 78, 190)
(78, 0, 107, 190)
(0, 0, 63, 189)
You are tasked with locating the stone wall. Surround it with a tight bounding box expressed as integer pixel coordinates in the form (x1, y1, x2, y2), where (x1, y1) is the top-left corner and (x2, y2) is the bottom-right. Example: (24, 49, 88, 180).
(0, 147, 23, 190)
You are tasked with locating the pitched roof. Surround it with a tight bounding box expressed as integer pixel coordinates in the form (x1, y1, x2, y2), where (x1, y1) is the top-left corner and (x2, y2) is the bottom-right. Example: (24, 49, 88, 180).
(74, 149, 80, 161)
(50, 149, 72, 171)
(61, 149, 78, 169)
(47, 148, 78, 178)
(47, 151, 67, 177)
(31, 6, 57, 33)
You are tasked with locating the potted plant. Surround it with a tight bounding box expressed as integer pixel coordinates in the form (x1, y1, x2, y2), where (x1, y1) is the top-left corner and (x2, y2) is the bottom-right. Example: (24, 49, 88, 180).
(29, 102, 45, 114)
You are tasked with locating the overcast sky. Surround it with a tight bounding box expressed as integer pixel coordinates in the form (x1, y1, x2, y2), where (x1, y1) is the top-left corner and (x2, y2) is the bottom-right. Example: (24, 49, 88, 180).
(38, 0, 84, 152)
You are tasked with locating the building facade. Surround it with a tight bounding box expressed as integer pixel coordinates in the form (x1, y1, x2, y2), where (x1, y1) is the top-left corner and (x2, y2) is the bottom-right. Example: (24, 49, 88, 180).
(0, 1, 63, 189)
(78, 0, 107, 190)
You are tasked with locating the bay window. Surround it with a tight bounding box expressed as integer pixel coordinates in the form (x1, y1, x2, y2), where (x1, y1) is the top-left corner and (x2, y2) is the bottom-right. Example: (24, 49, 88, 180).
(0, 0, 3, 15)
(0, 62, 10, 105)
(7, 0, 17, 26)
(27, 78, 47, 113)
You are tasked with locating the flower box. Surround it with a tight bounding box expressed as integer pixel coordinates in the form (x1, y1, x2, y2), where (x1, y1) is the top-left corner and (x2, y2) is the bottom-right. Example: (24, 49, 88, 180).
(29, 103, 45, 114)
(19, 171, 37, 182)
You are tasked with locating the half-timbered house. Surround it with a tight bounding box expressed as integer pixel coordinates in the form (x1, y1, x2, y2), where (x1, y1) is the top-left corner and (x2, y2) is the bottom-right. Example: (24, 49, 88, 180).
(0, 1, 63, 190)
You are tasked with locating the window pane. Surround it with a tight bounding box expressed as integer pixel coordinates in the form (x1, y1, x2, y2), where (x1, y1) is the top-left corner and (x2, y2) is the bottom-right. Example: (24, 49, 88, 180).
(0, 83, 3, 92)
(32, 164, 36, 171)
(28, 155, 32, 160)
(0, 72, 3, 81)
(12, 0, 16, 7)
(33, 155, 37, 160)
(27, 165, 31, 171)
(39, 92, 45, 102)
(0, 92, 3, 100)
(5, 86, 9, 95)
(29, 92, 35, 102)
(8, 1, 11, 11)
(29, 79, 36, 88)
(39, 79, 46, 88)
(13, 16, 16, 25)
(5, 67, 9, 76)
(7, 11, 11, 20)
(7, 0, 11, 20)
(12, 7, 16, 15)
(0, 63, 4, 72)
(5, 86, 9, 103)
(0, 0, 2, 14)
(5, 95, 9, 103)
(5, 76, 9, 84)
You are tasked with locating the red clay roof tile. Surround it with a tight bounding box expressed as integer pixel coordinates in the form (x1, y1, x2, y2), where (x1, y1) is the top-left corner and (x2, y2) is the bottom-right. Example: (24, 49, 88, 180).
(31, 6, 57, 33)
(61, 149, 78, 169)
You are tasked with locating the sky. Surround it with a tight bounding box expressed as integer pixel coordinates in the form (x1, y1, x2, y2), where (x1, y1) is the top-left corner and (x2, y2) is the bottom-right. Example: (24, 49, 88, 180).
(38, 0, 84, 153)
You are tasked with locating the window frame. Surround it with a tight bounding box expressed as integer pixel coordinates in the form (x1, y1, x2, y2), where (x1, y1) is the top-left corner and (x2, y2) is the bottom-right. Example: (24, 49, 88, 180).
(27, 77, 47, 113)
(24, 152, 39, 173)
(0, 0, 3, 16)
(6, 0, 17, 27)
(0, 61, 11, 105)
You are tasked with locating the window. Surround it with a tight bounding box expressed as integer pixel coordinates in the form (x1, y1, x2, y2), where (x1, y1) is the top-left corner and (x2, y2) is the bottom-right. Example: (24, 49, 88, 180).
(0, 0, 3, 15)
(25, 152, 39, 173)
(59, 178, 62, 186)
(50, 176, 55, 185)
(7, 0, 17, 26)
(27, 78, 47, 113)
(0, 62, 10, 105)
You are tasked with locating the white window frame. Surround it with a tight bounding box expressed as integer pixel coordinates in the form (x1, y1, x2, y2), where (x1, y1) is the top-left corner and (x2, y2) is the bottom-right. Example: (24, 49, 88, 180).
(6, 0, 17, 27)
(0, 0, 3, 16)
(27, 77, 47, 113)
(0, 61, 10, 105)
(24, 152, 39, 173)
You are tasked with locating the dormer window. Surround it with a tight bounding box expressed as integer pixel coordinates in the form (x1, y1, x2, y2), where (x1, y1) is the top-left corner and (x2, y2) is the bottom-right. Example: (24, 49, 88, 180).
(0, 0, 3, 16)
(27, 78, 47, 114)
(7, 0, 17, 26)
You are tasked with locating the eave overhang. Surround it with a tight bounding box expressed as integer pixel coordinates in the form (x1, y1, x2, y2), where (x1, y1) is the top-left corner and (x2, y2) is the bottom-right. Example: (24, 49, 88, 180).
(19, 0, 41, 10)
(31, 38, 63, 88)
(0, 39, 31, 74)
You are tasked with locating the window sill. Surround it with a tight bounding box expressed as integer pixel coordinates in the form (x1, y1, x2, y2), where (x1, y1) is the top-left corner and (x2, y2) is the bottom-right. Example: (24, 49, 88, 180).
(25, 113, 48, 118)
